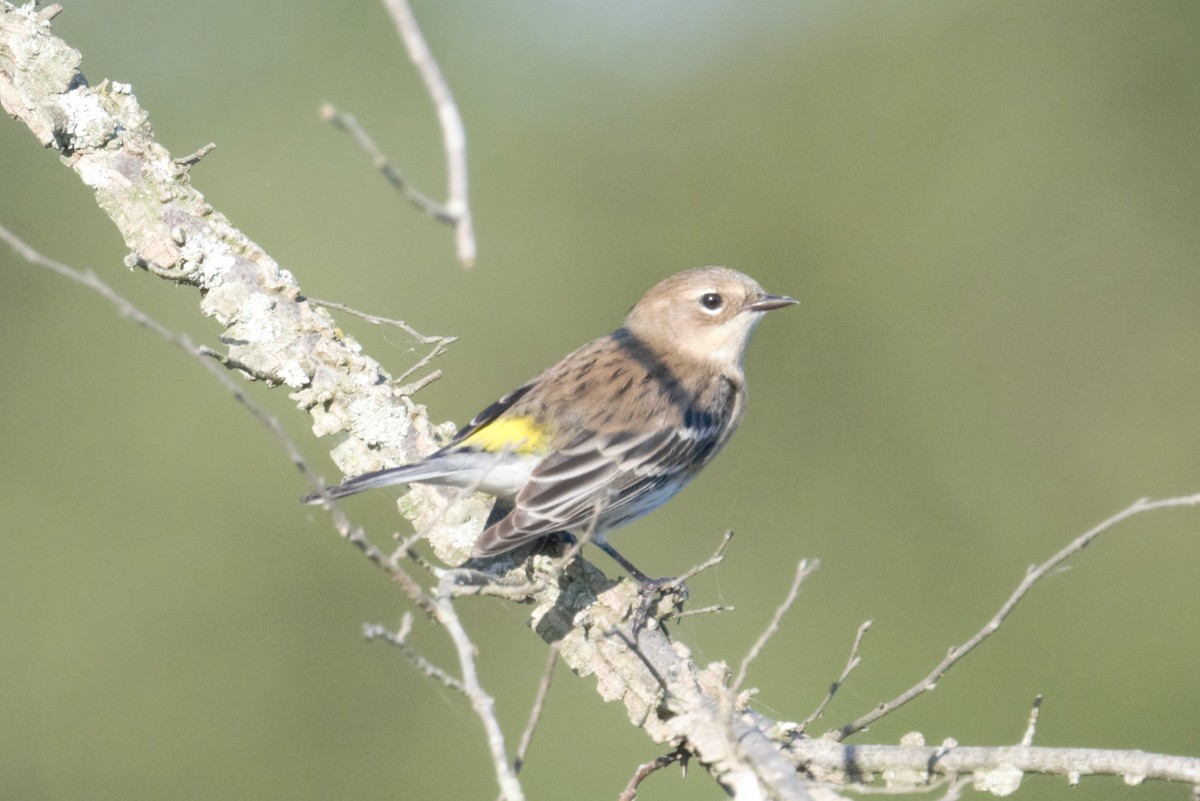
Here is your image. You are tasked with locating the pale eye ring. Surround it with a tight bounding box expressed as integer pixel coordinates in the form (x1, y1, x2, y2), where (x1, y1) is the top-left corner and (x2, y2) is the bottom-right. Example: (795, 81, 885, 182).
(700, 292, 724, 312)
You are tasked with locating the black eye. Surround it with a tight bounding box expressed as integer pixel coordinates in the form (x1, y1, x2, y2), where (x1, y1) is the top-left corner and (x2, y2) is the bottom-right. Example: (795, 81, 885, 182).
(700, 293, 723, 311)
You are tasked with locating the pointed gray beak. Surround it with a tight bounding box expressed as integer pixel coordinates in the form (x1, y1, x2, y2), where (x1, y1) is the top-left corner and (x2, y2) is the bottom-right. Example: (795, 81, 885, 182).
(748, 293, 799, 312)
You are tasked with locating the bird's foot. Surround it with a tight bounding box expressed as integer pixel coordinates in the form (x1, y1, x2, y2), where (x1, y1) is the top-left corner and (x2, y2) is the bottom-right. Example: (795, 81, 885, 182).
(630, 575, 689, 633)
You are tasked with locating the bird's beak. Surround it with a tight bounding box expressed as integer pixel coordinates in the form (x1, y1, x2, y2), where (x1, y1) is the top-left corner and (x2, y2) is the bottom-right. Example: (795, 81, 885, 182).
(748, 293, 799, 312)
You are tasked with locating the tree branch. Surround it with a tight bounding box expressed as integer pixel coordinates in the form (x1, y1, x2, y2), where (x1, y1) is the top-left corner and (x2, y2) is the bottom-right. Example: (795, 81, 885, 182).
(793, 738, 1200, 790)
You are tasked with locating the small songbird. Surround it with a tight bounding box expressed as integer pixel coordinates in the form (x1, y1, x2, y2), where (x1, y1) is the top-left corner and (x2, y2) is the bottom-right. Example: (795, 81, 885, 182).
(304, 267, 797, 585)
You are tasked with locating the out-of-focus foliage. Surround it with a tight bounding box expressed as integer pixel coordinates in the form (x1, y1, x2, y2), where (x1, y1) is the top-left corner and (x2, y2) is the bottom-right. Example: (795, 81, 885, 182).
(1, 2, 1197, 800)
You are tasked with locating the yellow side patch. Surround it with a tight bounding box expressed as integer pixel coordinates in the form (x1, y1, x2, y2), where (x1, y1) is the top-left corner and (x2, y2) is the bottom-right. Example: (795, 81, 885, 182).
(460, 417, 551, 454)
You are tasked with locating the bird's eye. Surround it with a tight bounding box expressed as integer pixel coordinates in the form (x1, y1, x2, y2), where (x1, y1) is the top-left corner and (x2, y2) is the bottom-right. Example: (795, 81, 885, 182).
(700, 293, 724, 312)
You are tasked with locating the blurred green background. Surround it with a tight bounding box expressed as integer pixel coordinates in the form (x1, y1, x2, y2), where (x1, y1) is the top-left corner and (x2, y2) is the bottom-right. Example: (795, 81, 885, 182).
(2, 1, 1198, 799)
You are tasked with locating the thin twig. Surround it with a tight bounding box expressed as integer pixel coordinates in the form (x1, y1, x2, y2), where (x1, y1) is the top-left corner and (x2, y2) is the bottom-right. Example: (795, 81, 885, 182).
(618, 748, 688, 801)
(1021, 695, 1043, 747)
(0, 223, 312, 487)
(734, 558, 819, 690)
(382, 0, 475, 267)
(364, 614, 466, 693)
(323, 0, 476, 265)
(812, 775, 956, 796)
(800, 619, 872, 732)
(667, 530, 735, 588)
(395, 369, 443, 396)
(321, 105, 453, 222)
(305, 295, 456, 384)
(306, 484, 440, 616)
(330, 511, 439, 617)
(664, 604, 735, 622)
(0, 223, 455, 661)
(1, 208, 448, 645)
(435, 574, 523, 801)
(830, 493, 1200, 741)
(513, 640, 562, 774)
(934, 776, 972, 801)
(173, 142, 215, 166)
(389, 530, 441, 576)
(305, 296, 454, 343)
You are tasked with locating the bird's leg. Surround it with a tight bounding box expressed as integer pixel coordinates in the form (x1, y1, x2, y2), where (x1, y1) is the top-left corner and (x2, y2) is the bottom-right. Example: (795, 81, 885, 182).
(596, 541, 688, 631)
(596, 540, 658, 585)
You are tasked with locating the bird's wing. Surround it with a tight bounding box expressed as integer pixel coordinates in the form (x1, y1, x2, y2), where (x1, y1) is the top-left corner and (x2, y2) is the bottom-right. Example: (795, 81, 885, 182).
(471, 419, 725, 556)
(445, 379, 539, 448)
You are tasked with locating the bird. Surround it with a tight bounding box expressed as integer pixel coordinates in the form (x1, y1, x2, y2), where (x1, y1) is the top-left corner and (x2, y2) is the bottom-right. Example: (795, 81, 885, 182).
(304, 267, 797, 585)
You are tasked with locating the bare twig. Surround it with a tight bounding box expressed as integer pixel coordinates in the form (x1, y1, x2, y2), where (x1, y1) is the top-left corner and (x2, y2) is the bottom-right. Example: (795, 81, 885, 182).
(382, 0, 475, 267)
(173, 141, 215, 166)
(305, 295, 456, 384)
(734, 558, 819, 690)
(934, 776, 972, 801)
(513, 640, 562, 774)
(434, 573, 523, 801)
(800, 619, 872, 732)
(0, 223, 312, 484)
(667, 530, 735, 588)
(665, 604, 735, 622)
(389, 530, 441, 576)
(830, 493, 1200, 741)
(364, 614, 466, 693)
(1021, 695, 1043, 747)
(327, 509, 439, 617)
(618, 748, 688, 801)
(324, 0, 475, 265)
(321, 105, 454, 221)
(304, 296, 454, 344)
(395, 368, 443, 396)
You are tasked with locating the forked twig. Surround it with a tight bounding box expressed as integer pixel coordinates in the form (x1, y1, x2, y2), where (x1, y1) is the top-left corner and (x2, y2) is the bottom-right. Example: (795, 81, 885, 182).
(324, 0, 475, 266)
(435, 573, 523, 800)
(321, 105, 452, 222)
(305, 296, 456, 384)
(305, 296, 454, 344)
(830, 493, 1200, 741)
(364, 613, 465, 693)
(618, 748, 688, 801)
(800, 619, 872, 732)
(381, 0, 474, 266)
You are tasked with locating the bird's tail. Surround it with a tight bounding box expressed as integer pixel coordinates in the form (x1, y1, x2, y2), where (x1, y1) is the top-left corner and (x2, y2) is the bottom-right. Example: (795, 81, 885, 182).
(301, 460, 462, 505)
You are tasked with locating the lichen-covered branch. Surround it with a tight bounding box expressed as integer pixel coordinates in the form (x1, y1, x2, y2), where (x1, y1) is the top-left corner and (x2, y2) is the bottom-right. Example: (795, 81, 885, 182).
(793, 737, 1200, 792)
